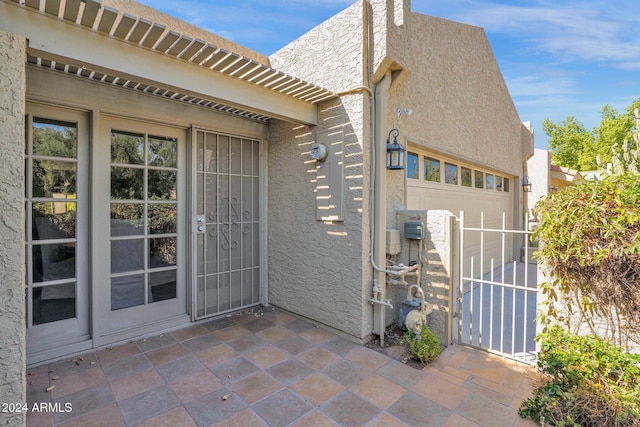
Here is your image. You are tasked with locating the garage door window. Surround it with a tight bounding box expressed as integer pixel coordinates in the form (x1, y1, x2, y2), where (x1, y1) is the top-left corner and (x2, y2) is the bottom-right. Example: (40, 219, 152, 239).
(461, 167, 472, 187)
(407, 152, 419, 179)
(474, 171, 484, 188)
(408, 150, 510, 193)
(445, 163, 458, 185)
(424, 157, 441, 182)
(486, 174, 494, 190)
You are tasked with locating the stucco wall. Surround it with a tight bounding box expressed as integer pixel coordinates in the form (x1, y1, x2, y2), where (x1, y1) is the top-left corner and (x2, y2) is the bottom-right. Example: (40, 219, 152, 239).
(270, 1, 364, 93)
(526, 148, 550, 214)
(269, 0, 530, 342)
(386, 12, 528, 228)
(267, 94, 371, 341)
(267, 2, 373, 340)
(391, 210, 453, 345)
(0, 29, 26, 427)
(380, 5, 529, 345)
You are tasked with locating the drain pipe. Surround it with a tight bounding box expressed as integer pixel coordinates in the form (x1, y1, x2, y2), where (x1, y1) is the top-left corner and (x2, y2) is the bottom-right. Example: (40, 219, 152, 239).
(369, 72, 393, 347)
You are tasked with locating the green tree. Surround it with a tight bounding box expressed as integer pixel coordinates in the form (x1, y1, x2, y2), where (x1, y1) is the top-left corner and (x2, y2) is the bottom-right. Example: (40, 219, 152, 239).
(32, 123, 78, 197)
(543, 117, 594, 170)
(543, 98, 640, 171)
(594, 102, 639, 167)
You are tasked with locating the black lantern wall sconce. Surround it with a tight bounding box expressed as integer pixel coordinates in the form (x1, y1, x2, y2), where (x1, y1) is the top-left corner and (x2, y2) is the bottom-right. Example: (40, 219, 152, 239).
(522, 176, 532, 192)
(386, 128, 405, 170)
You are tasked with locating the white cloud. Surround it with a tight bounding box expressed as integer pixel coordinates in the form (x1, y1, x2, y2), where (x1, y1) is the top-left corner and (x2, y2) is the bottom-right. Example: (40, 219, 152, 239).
(416, 1, 640, 69)
(507, 75, 576, 98)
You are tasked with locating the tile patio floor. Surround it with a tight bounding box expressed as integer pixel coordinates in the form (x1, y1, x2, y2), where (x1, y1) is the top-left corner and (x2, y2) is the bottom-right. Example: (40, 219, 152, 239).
(26, 308, 540, 427)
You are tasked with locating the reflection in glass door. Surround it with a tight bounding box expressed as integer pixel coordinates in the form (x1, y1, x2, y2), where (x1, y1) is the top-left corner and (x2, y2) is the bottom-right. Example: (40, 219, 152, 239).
(25, 107, 89, 358)
(109, 131, 179, 311)
(194, 130, 261, 319)
(97, 116, 186, 338)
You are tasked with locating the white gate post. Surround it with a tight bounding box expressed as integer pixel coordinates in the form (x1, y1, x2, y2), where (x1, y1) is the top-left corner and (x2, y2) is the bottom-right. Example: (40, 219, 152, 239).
(457, 211, 465, 344)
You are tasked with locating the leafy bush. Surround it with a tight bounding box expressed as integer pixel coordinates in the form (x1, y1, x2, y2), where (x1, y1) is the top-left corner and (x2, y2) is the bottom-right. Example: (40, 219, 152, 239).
(519, 327, 640, 426)
(534, 173, 640, 348)
(403, 324, 442, 365)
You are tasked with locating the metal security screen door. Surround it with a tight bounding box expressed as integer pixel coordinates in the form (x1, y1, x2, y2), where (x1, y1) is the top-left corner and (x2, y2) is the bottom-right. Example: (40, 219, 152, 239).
(194, 130, 262, 319)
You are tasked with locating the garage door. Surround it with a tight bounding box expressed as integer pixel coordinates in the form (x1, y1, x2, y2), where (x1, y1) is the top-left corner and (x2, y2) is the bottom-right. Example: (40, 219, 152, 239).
(405, 150, 515, 271)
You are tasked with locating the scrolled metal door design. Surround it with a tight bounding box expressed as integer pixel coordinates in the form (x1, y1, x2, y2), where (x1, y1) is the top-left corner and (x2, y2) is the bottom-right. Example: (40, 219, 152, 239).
(195, 132, 261, 319)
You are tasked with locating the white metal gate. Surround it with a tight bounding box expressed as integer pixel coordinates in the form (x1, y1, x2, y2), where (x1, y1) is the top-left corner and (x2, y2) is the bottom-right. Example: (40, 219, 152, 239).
(455, 211, 539, 363)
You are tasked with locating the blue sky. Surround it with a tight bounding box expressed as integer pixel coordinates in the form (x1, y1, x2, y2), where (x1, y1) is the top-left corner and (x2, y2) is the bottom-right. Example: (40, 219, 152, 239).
(137, 0, 640, 149)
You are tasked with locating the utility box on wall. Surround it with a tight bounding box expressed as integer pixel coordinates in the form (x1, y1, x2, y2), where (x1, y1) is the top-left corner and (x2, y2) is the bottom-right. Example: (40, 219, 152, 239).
(404, 221, 424, 240)
(386, 229, 401, 255)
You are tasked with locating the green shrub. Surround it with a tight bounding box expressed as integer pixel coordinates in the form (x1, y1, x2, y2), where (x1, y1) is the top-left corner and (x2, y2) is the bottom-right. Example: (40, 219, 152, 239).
(403, 325, 442, 365)
(534, 173, 640, 348)
(519, 327, 640, 426)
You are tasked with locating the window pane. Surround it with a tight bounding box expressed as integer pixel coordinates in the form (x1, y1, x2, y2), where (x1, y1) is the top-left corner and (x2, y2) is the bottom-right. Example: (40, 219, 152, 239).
(32, 202, 76, 240)
(495, 176, 503, 191)
(197, 131, 205, 172)
(149, 237, 177, 268)
(219, 135, 230, 174)
(205, 225, 218, 274)
(33, 119, 77, 158)
(111, 131, 144, 165)
(148, 170, 177, 200)
(407, 152, 419, 179)
(196, 233, 204, 276)
(474, 170, 484, 188)
(205, 134, 217, 173)
(486, 174, 494, 190)
(242, 140, 253, 175)
(111, 167, 144, 200)
(205, 174, 217, 223)
(111, 203, 144, 237)
(197, 173, 204, 214)
(111, 274, 145, 310)
(148, 204, 177, 234)
(253, 140, 260, 176)
(149, 270, 176, 303)
(32, 283, 76, 325)
(461, 167, 472, 187)
(504, 177, 510, 192)
(204, 274, 218, 314)
(32, 160, 76, 198)
(231, 137, 242, 174)
(32, 243, 76, 283)
(111, 239, 144, 273)
(148, 136, 177, 168)
(445, 163, 458, 185)
(424, 157, 440, 182)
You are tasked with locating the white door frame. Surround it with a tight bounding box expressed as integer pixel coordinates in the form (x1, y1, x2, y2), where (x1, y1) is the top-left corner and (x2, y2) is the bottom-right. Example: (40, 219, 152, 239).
(25, 103, 91, 364)
(93, 115, 189, 346)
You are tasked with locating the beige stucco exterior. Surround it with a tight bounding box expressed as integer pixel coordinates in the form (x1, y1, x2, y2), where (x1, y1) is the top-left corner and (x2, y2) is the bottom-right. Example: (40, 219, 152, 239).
(0, 29, 26, 427)
(0, 0, 533, 414)
(268, 0, 533, 342)
(267, 2, 374, 341)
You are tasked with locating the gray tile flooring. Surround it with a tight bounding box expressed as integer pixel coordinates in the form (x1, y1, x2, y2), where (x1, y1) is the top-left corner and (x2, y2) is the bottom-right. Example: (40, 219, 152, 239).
(26, 307, 540, 426)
